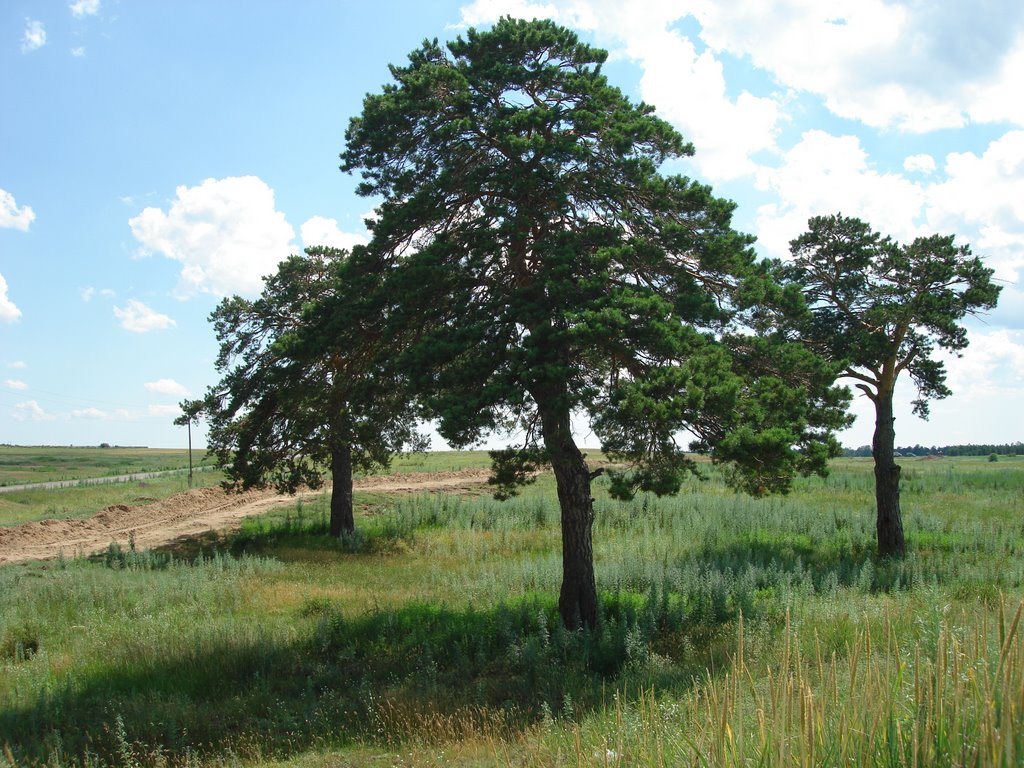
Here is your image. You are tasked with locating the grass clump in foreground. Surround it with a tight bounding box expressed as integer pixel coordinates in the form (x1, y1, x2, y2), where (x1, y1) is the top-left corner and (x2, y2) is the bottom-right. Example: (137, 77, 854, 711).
(1, 457, 1023, 766)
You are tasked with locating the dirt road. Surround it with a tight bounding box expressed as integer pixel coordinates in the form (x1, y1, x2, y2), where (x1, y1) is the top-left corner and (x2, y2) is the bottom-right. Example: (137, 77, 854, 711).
(0, 469, 492, 566)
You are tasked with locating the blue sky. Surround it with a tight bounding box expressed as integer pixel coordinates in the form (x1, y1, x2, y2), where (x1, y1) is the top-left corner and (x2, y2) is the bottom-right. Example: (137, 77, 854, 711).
(2, 0, 1022, 451)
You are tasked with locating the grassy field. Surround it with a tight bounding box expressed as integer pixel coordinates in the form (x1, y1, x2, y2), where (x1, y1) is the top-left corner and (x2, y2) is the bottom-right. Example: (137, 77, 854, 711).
(0, 450, 494, 528)
(0, 446, 216, 487)
(1, 454, 1023, 766)
(0, 471, 225, 527)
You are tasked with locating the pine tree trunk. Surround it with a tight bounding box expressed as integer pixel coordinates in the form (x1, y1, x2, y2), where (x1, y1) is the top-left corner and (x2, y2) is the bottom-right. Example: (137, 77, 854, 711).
(330, 442, 355, 537)
(872, 393, 906, 557)
(538, 400, 598, 629)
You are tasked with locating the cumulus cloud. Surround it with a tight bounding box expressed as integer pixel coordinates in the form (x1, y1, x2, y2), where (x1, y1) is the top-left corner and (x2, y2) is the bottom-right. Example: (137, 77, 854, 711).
(461, 0, 1024, 136)
(14, 400, 54, 421)
(457, 0, 782, 180)
(0, 275, 21, 323)
(129, 176, 296, 298)
(69, 0, 100, 17)
(71, 407, 108, 419)
(925, 131, 1024, 271)
(113, 300, 176, 333)
(904, 154, 937, 175)
(941, 328, 1024, 405)
(148, 404, 182, 418)
(750, 128, 1024, 322)
(299, 216, 369, 251)
(144, 378, 189, 397)
(629, 15, 781, 179)
(71, 46, 87, 57)
(753, 130, 927, 258)
(21, 20, 46, 52)
(0, 189, 35, 231)
(4, 380, 28, 391)
(692, 0, 1024, 132)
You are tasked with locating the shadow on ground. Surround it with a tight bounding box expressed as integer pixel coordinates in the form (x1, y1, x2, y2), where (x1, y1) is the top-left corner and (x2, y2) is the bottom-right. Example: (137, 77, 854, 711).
(0, 588, 732, 766)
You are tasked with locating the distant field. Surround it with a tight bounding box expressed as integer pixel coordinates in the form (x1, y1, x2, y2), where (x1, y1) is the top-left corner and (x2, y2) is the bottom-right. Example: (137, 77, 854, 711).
(0, 446, 216, 486)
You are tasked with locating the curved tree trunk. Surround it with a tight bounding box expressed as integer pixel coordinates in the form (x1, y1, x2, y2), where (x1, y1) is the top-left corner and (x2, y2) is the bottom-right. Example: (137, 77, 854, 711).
(872, 392, 906, 557)
(330, 442, 355, 537)
(538, 399, 598, 629)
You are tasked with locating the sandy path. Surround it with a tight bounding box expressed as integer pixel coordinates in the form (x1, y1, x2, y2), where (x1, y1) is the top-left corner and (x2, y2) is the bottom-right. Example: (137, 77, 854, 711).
(0, 469, 492, 565)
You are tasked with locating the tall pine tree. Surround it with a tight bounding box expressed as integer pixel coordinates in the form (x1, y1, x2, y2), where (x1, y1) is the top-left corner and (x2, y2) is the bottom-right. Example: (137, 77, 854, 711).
(343, 18, 849, 626)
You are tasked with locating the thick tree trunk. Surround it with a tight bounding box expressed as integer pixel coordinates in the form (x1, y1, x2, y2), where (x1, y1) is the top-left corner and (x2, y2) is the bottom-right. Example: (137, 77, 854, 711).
(330, 442, 355, 537)
(538, 400, 598, 629)
(872, 393, 906, 557)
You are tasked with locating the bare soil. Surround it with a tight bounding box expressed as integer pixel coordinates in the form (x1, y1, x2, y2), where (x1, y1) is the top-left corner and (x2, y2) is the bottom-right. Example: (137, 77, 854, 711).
(0, 469, 492, 565)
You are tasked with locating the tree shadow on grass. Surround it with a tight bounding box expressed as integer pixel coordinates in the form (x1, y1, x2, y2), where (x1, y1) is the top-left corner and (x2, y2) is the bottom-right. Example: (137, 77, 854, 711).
(0, 595, 734, 766)
(683, 529, 944, 619)
(144, 499, 411, 565)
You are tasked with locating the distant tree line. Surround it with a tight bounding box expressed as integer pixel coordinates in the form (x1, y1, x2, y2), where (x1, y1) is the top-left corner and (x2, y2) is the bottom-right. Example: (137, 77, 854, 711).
(844, 442, 1022, 458)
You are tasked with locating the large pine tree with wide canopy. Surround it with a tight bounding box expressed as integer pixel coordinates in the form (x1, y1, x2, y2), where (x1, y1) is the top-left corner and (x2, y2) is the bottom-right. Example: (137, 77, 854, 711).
(342, 18, 849, 627)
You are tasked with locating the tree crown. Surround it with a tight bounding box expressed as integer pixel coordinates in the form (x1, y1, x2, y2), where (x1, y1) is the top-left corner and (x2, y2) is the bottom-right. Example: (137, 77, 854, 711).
(183, 246, 423, 494)
(783, 214, 1002, 417)
(343, 18, 850, 497)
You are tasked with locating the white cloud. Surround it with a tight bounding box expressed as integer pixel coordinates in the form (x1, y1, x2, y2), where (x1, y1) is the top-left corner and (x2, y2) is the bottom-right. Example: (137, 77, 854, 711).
(457, 0, 595, 30)
(14, 401, 54, 422)
(129, 176, 296, 298)
(941, 328, 1024, 401)
(69, 405, 177, 421)
(113, 300, 176, 333)
(8, 361, 27, 370)
(144, 378, 189, 397)
(4, 380, 28, 391)
(460, 1, 1024, 135)
(0, 189, 35, 231)
(69, 0, 100, 18)
(21, 19, 46, 52)
(299, 216, 369, 251)
(0, 274, 21, 323)
(630, 16, 781, 180)
(148, 404, 182, 418)
(80, 287, 95, 302)
(904, 154, 937, 175)
(925, 131, 1024, 272)
(753, 130, 926, 258)
(71, 46, 87, 57)
(71, 407, 108, 419)
(457, 0, 782, 181)
(692, 1, 1024, 132)
(746, 129, 1023, 314)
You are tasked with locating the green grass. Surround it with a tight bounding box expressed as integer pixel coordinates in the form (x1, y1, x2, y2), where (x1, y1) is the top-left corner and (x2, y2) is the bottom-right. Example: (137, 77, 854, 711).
(1, 456, 1023, 767)
(0, 446, 216, 487)
(379, 449, 494, 474)
(0, 449, 495, 528)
